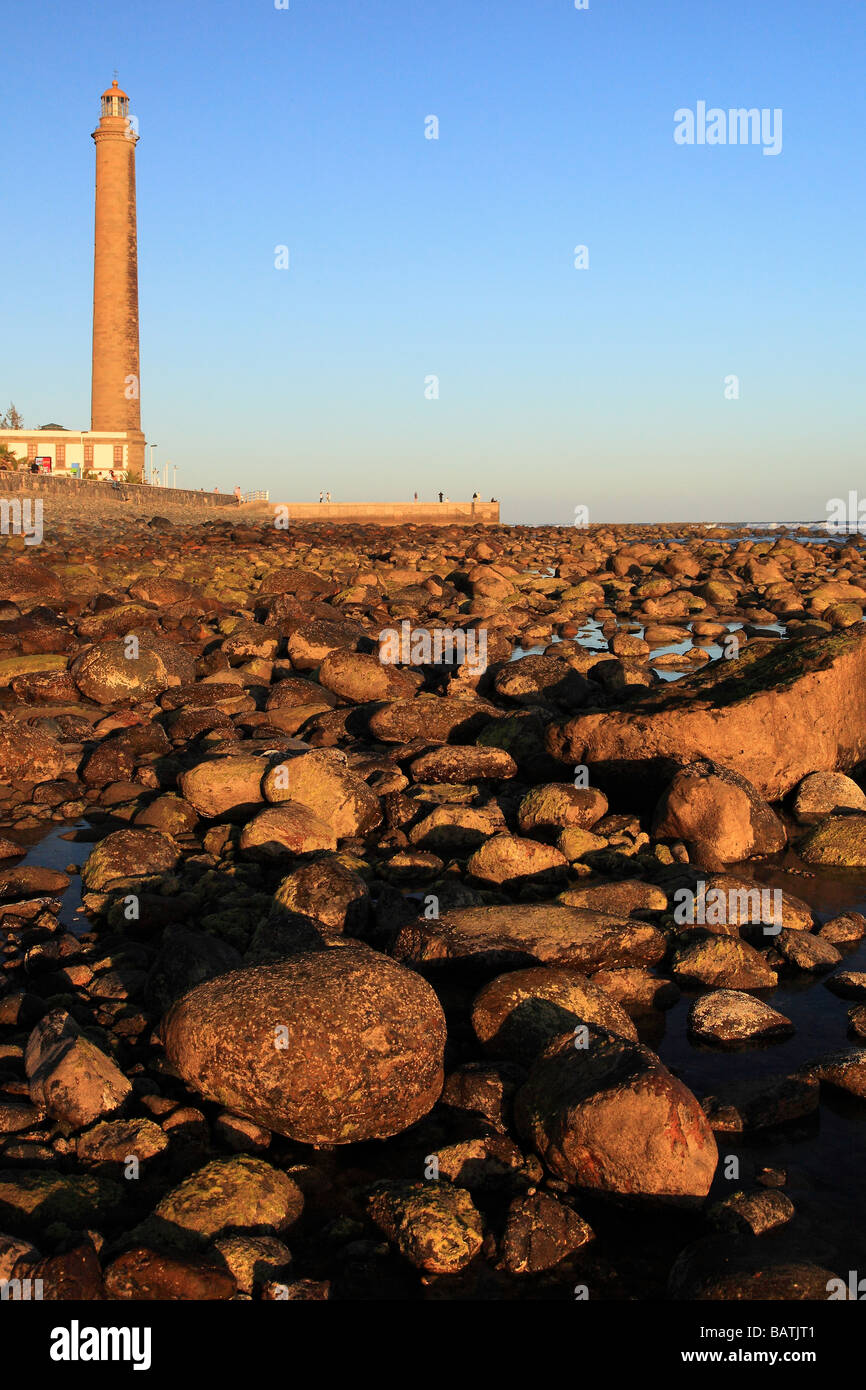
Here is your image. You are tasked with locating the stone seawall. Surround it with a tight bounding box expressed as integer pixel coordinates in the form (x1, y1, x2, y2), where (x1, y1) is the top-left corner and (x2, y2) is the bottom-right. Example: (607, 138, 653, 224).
(283, 501, 500, 525)
(0, 474, 238, 509)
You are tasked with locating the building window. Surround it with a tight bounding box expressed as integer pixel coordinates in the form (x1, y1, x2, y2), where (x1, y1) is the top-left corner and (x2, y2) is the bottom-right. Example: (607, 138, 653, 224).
(113, 444, 123, 466)
(56, 444, 65, 467)
(84, 443, 94, 465)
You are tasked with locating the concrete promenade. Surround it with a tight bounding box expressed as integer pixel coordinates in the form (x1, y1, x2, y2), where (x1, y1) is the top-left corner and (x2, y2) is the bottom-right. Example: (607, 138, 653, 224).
(281, 500, 499, 525)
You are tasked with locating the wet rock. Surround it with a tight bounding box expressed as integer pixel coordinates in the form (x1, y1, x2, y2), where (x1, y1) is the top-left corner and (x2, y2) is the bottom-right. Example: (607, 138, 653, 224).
(769, 928, 841, 973)
(701, 1074, 819, 1132)
(818, 912, 866, 944)
(25, 1009, 131, 1131)
(688, 990, 793, 1044)
(668, 1233, 840, 1300)
(514, 1028, 717, 1198)
(798, 1047, 866, 1099)
(825, 970, 866, 1000)
(671, 933, 778, 990)
(848, 1005, 866, 1040)
(708, 1189, 795, 1236)
(366, 1180, 484, 1274)
(161, 944, 446, 1145)
(471, 966, 637, 1064)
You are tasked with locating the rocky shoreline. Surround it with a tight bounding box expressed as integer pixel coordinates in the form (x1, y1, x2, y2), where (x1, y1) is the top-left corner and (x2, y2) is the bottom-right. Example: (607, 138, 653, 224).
(1, 515, 866, 1300)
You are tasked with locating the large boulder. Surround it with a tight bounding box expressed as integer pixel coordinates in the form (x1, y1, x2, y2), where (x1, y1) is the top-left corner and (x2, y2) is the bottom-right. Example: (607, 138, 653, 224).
(653, 761, 786, 865)
(161, 944, 446, 1145)
(70, 634, 195, 705)
(514, 1028, 718, 1198)
(547, 629, 866, 802)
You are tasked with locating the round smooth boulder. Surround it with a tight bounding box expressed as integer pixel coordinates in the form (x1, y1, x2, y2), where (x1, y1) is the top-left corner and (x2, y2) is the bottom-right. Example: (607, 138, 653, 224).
(161, 943, 446, 1145)
(71, 635, 194, 705)
(82, 829, 180, 893)
(792, 771, 866, 824)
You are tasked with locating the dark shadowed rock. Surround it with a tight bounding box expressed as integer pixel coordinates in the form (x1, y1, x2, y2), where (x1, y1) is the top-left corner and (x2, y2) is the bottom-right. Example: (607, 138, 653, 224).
(471, 966, 638, 1064)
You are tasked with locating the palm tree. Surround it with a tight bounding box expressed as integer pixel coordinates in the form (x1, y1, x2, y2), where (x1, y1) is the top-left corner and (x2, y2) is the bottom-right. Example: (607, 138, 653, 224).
(0, 444, 19, 471)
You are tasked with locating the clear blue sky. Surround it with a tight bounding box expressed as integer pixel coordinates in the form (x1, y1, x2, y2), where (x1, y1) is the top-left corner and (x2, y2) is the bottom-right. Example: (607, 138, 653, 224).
(1, 0, 863, 523)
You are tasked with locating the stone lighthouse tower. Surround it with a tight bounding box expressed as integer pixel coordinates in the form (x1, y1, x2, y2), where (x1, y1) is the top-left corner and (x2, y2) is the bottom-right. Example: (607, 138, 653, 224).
(90, 78, 145, 480)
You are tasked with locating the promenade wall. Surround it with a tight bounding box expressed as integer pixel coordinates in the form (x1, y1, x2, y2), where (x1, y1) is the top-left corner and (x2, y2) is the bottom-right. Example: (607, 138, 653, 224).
(283, 501, 500, 525)
(0, 474, 238, 508)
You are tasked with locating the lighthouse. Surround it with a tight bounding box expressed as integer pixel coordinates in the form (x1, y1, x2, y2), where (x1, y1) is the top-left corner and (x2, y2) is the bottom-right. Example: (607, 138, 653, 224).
(90, 78, 146, 480)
